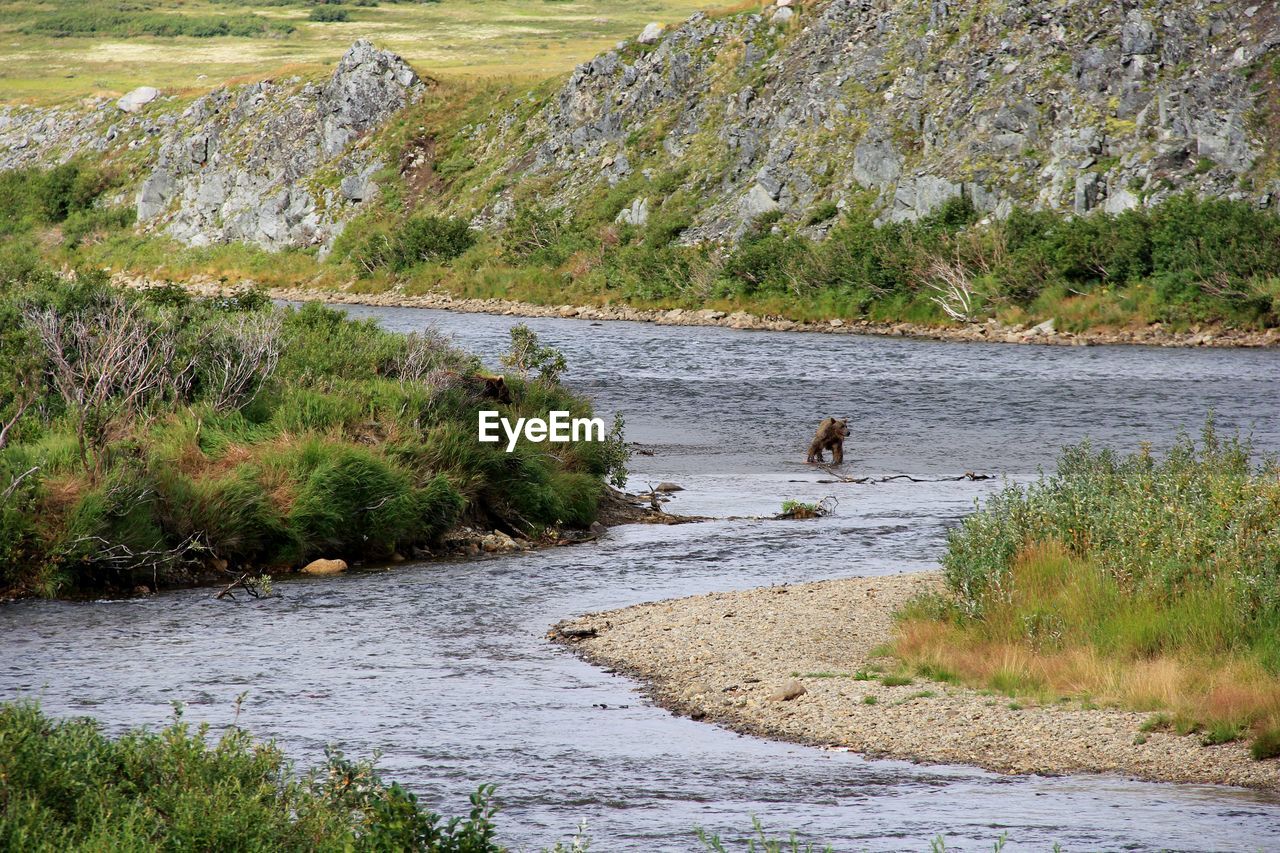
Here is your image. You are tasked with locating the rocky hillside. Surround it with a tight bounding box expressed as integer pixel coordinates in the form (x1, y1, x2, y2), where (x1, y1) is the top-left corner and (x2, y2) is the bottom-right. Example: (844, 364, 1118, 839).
(1, 1, 1278, 250)
(462, 0, 1280, 240)
(0, 40, 423, 250)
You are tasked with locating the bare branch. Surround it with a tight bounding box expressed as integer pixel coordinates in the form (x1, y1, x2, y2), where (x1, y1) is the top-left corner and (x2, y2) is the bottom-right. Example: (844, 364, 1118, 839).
(924, 258, 978, 322)
(24, 295, 181, 476)
(1, 466, 39, 503)
(203, 312, 283, 411)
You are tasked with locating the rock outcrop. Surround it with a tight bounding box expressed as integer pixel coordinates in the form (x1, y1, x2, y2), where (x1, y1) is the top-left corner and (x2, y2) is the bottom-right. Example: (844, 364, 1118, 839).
(140, 40, 423, 249)
(0, 40, 424, 251)
(462, 0, 1279, 239)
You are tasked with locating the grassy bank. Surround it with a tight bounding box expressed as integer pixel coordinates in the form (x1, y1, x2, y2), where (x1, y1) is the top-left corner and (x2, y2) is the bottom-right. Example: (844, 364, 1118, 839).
(65, 174, 1280, 336)
(0, 181, 628, 598)
(0, 701, 501, 851)
(894, 422, 1280, 760)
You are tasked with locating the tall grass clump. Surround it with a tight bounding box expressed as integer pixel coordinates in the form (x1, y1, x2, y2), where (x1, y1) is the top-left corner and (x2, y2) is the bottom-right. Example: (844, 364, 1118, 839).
(0, 701, 500, 852)
(896, 419, 1280, 757)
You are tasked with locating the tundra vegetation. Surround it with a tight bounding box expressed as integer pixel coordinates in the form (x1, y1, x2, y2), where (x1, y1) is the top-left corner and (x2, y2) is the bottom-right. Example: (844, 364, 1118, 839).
(0, 170, 627, 598)
(894, 420, 1280, 760)
(0, 0, 712, 101)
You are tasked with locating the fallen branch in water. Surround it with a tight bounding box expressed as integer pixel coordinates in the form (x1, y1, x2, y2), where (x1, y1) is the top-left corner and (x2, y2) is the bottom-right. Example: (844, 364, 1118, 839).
(812, 466, 995, 485)
(215, 573, 273, 601)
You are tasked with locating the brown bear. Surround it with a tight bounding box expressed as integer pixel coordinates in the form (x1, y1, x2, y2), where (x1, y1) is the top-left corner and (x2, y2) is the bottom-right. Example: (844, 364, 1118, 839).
(439, 371, 514, 404)
(478, 374, 512, 404)
(806, 417, 849, 464)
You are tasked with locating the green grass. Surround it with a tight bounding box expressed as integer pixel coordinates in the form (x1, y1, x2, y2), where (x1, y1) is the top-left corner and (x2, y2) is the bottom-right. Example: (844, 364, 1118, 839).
(0, 0, 713, 103)
(895, 420, 1280, 758)
(0, 701, 501, 852)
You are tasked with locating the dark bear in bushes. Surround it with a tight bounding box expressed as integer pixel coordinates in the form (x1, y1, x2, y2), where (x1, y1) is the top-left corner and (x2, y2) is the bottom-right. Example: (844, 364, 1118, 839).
(478, 374, 512, 404)
(806, 417, 849, 464)
(439, 372, 512, 404)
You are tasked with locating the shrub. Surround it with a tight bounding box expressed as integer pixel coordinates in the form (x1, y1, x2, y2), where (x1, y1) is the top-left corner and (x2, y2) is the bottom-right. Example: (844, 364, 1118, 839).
(56, 462, 172, 587)
(806, 200, 840, 225)
(288, 445, 461, 559)
(280, 302, 402, 380)
(0, 701, 500, 851)
(0, 163, 115, 237)
(391, 215, 475, 267)
(308, 5, 351, 22)
(501, 201, 580, 266)
(347, 215, 475, 273)
(0, 455, 42, 591)
(23, 10, 294, 38)
(500, 323, 566, 384)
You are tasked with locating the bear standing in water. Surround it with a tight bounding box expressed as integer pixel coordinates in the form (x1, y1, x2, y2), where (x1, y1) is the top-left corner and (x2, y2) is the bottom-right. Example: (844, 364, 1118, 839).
(806, 417, 850, 464)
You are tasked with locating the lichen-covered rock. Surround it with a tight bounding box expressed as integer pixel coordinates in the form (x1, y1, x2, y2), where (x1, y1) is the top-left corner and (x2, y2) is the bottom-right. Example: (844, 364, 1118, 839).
(140, 40, 423, 250)
(462, 0, 1280, 240)
(0, 40, 424, 252)
(637, 22, 665, 44)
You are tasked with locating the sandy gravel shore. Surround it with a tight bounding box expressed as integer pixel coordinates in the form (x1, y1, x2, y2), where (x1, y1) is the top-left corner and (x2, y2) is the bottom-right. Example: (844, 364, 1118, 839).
(550, 573, 1280, 791)
(116, 276, 1280, 349)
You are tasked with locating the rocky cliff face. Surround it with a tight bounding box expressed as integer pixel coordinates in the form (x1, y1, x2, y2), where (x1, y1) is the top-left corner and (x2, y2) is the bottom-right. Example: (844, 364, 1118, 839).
(0, 40, 423, 250)
(2, 3, 1277, 252)
(463, 0, 1280, 239)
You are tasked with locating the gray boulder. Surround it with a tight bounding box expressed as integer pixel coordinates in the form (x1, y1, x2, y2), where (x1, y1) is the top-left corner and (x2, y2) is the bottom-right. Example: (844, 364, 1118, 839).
(117, 87, 160, 113)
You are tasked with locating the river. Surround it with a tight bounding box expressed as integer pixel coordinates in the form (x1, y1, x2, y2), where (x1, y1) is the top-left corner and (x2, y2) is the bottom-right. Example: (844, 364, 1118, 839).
(3, 307, 1279, 851)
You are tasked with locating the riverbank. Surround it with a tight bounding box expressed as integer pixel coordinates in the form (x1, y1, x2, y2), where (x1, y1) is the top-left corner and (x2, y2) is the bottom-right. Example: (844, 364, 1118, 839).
(0, 264, 644, 600)
(550, 573, 1280, 791)
(116, 276, 1280, 349)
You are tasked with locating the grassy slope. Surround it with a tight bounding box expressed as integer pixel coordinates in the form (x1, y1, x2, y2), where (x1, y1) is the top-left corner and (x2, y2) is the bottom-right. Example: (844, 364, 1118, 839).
(0, 0, 713, 103)
(892, 424, 1280, 760)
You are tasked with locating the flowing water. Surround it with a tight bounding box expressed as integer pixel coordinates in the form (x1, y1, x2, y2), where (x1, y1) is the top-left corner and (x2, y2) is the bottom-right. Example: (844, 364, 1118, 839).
(4, 307, 1280, 851)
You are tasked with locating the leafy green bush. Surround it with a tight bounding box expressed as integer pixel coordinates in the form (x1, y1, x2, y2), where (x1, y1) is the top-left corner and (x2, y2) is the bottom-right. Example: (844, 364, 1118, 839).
(308, 6, 351, 22)
(0, 163, 116, 237)
(393, 215, 475, 267)
(805, 200, 840, 225)
(501, 323, 567, 384)
(280, 302, 403, 379)
(0, 701, 500, 852)
(501, 201, 580, 266)
(347, 214, 475, 274)
(288, 444, 462, 559)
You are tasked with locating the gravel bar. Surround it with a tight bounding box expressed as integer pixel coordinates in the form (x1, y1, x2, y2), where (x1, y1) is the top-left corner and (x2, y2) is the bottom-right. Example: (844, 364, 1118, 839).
(550, 573, 1279, 791)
